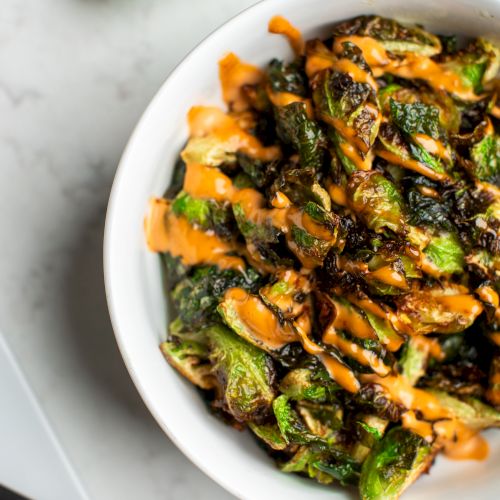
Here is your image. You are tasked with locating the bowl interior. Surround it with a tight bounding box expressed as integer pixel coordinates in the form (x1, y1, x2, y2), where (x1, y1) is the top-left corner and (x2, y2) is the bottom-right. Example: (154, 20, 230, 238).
(104, 0, 500, 498)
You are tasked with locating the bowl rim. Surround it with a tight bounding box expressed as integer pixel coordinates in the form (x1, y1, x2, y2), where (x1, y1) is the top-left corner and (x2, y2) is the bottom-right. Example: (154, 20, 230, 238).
(103, 1, 268, 497)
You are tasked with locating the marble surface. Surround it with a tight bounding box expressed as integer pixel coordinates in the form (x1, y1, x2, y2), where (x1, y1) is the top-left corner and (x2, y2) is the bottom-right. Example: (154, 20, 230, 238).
(0, 0, 258, 498)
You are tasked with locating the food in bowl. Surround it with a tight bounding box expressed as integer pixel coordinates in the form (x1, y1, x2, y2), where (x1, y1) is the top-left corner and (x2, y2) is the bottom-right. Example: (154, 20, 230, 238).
(144, 14, 500, 499)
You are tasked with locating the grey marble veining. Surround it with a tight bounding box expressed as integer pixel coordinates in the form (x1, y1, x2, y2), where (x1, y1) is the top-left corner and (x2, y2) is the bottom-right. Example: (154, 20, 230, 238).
(0, 0, 258, 498)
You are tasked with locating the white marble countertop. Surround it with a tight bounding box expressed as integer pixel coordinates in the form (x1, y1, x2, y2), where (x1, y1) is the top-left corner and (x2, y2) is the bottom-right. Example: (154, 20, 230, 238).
(0, 0, 258, 498)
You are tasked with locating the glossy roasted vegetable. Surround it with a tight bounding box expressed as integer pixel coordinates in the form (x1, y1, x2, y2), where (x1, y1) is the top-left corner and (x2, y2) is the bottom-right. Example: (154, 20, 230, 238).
(208, 324, 276, 422)
(359, 427, 434, 500)
(146, 14, 500, 499)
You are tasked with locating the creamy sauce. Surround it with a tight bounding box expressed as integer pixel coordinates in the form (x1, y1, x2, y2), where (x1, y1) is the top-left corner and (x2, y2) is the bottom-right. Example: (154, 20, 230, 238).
(414, 134, 450, 161)
(223, 287, 297, 348)
(476, 286, 499, 308)
(334, 35, 479, 101)
(435, 294, 483, 318)
(367, 265, 408, 289)
(271, 191, 292, 209)
(363, 373, 449, 420)
(328, 183, 348, 207)
(364, 372, 490, 460)
(402, 410, 434, 441)
(145, 198, 245, 270)
(323, 325, 390, 376)
(183, 163, 235, 201)
(340, 141, 373, 170)
(332, 58, 377, 90)
(376, 148, 449, 181)
(434, 420, 489, 461)
(268, 15, 304, 55)
(267, 87, 313, 116)
(490, 332, 500, 347)
(326, 297, 377, 340)
(187, 106, 280, 161)
(218, 53, 264, 112)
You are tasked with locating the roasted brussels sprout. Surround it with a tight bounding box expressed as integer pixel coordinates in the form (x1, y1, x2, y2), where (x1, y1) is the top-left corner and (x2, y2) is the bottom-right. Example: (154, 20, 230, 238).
(359, 427, 434, 500)
(208, 324, 276, 422)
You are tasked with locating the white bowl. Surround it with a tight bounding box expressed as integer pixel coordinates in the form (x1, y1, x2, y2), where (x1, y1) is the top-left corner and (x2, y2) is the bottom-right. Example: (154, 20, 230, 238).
(104, 0, 500, 498)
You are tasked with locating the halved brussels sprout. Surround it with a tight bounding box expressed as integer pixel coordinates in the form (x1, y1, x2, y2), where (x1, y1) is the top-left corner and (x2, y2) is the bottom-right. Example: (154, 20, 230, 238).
(248, 422, 288, 450)
(207, 324, 276, 422)
(423, 231, 465, 275)
(333, 16, 442, 57)
(347, 171, 406, 234)
(274, 102, 327, 170)
(268, 58, 308, 96)
(396, 285, 483, 335)
(470, 132, 500, 185)
(160, 340, 214, 389)
(428, 390, 500, 430)
(181, 135, 236, 166)
(359, 427, 434, 500)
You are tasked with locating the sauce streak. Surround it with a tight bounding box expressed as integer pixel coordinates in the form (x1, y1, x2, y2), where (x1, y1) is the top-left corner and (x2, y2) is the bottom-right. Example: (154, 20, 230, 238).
(219, 53, 264, 111)
(145, 198, 245, 270)
(268, 15, 304, 55)
(187, 106, 280, 161)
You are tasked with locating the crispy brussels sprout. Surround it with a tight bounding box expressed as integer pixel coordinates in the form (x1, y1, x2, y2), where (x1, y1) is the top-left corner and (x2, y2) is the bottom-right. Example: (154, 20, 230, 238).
(359, 428, 434, 500)
(172, 266, 260, 329)
(279, 368, 339, 403)
(272, 167, 331, 209)
(248, 422, 288, 450)
(259, 269, 311, 319)
(347, 171, 406, 234)
(160, 340, 214, 389)
(396, 286, 483, 334)
(233, 202, 281, 243)
(423, 231, 465, 275)
(268, 58, 308, 96)
(207, 324, 276, 422)
(377, 100, 451, 178)
(172, 191, 234, 238)
(181, 135, 236, 166)
(442, 38, 500, 93)
(274, 102, 326, 170)
(470, 132, 500, 185)
(236, 153, 279, 188)
(333, 16, 441, 56)
(428, 390, 500, 430)
(399, 337, 430, 386)
(312, 42, 380, 156)
(218, 289, 297, 353)
(273, 395, 321, 444)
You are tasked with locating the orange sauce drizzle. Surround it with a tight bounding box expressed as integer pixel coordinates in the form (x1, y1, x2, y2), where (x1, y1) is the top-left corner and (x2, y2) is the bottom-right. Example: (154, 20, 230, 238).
(268, 15, 304, 55)
(267, 87, 313, 117)
(376, 148, 449, 181)
(187, 106, 280, 161)
(223, 287, 297, 349)
(183, 163, 235, 201)
(402, 410, 434, 441)
(340, 141, 373, 170)
(323, 325, 390, 376)
(332, 58, 378, 90)
(414, 134, 451, 161)
(326, 297, 377, 340)
(145, 198, 244, 270)
(476, 286, 499, 308)
(368, 265, 408, 289)
(434, 420, 489, 461)
(435, 294, 484, 318)
(334, 35, 479, 101)
(218, 53, 264, 111)
(327, 183, 348, 207)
